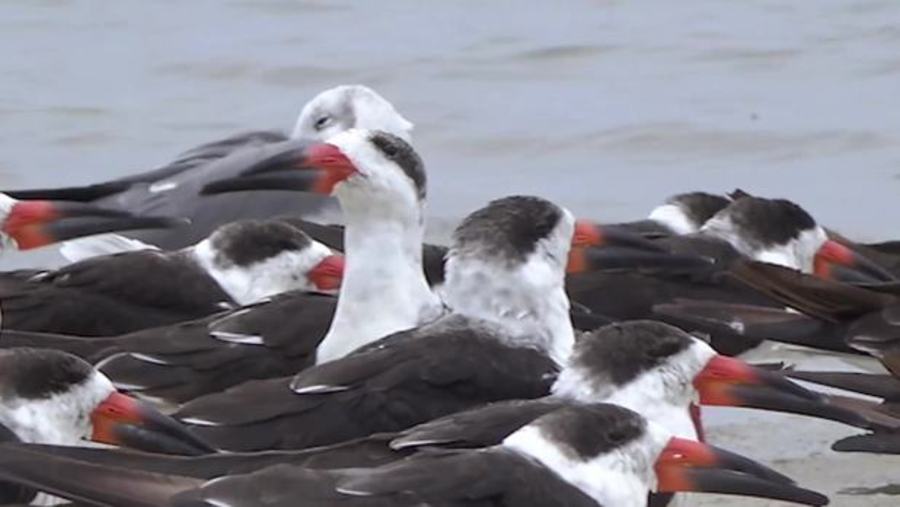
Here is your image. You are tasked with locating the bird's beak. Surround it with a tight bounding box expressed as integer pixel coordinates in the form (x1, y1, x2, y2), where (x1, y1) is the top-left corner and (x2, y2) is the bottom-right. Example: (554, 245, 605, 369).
(90, 392, 215, 456)
(693, 355, 874, 429)
(201, 143, 358, 196)
(567, 220, 712, 274)
(814, 240, 895, 283)
(1, 200, 184, 250)
(307, 254, 345, 293)
(655, 437, 828, 505)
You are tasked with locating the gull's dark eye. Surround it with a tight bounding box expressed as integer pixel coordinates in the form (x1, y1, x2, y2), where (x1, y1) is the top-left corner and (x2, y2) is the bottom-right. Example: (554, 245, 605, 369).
(314, 116, 329, 130)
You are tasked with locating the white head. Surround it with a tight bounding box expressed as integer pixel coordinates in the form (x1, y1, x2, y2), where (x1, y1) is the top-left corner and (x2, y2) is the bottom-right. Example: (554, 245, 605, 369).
(442, 196, 576, 364)
(0, 348, 215, 455)
(647, 192, 731, 235)
(292, 85, 414, 142)
(192, 219, 344, 305)
(302, 130, 440, 363)
(503, 404, 670, 507)
(0, 349, 115, 445)
(319, 129, 426, 225)
(553, 321, 716, 441)
(700, 196, 827, 272)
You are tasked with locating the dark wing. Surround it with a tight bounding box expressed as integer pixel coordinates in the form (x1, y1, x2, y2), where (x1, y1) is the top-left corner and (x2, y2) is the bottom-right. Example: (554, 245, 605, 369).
(727, 261, 895, 322)
(0, 251, 230, 336)
(653, 299, 857, 354)
(390, 398, 564, 450)
(0, 284, 204, 336)
(786, 371, 900, 400)
(0, 443, 202, 507)
(40, 250, 232, 313)
(0, 426, 35, 505)
(173, 450, 599, 507)
(332, 449, 600, 507)
(177, 315, 557, 451)
(98, 292, 335, 405)
(100, 135, 337, 249)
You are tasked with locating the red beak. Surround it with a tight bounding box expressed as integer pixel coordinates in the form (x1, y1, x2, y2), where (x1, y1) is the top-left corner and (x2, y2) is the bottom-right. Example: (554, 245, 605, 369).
(201, 142, 358, 196)
(567, 219, 710, 274)
(308, 254, 345, 292)
(814, 239, 894, 283)
(90, 392, 214, 456)
(655, 437, 828, 505)
(2, 200, 181, 250)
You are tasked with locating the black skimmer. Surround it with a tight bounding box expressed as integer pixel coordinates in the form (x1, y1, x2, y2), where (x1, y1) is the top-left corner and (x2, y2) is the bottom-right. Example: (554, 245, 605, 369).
(0, 218, 342, 337)
(569, 195, 886, 355)
(0, 192, 181, 253)
(607, 191, 731, 239)
(0, 404, 828, 507)
(0, 284, 342, 409)
(0, 348, 212, 456)
(169, 191, 578, 451)
(3, 85, 413, 250)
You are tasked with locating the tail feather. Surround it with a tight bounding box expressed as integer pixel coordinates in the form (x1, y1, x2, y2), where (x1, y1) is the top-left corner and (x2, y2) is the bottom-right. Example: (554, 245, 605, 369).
(0, 444, 202, 507)
(728, 261, 892, 322)
(787, 371, 900, 400)
(654, 299, 857, 353)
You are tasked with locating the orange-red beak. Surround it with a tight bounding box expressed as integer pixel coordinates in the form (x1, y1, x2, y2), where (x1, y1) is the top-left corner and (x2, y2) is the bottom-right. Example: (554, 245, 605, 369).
(655, 437, 827, 505)
(90, 392, 215, 456)
(814, 240, 894, 283)
(201, 142, 358, 196)
(567, 220, 711, 274)
(2, 200, 182, 250)
(693, 355, 873, 429)
(308, 254, 345, 293)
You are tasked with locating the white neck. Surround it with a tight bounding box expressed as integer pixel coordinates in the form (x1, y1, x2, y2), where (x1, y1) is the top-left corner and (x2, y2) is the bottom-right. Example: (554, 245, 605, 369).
(647, 204, 698, 235)
(442, 256, 574, 365)
(316, 199, 443, 363)
(0, 372, 113, 446)
(552, 342, 715, 441)
(503, 426, 655, 507)
(192, 242, 327, 306)
(701, 217, 825, 273)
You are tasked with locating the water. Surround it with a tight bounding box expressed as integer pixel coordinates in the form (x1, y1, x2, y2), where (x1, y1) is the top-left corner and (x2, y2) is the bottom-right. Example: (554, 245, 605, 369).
(3, 1, 900, 504)
(2, 1, 900, 238)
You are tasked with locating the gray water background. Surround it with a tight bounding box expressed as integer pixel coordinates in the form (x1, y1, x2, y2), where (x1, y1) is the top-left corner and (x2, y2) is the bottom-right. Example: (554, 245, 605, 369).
(3, 2, 900, 505)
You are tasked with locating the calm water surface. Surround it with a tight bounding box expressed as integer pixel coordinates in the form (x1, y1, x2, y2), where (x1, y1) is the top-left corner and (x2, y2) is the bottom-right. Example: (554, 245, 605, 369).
(2, 0, 899, 238)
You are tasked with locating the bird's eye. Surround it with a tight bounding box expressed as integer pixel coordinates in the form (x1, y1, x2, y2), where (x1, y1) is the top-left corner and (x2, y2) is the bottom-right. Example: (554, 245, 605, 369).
(314, 116, 330, 130)
(381, 142, 398, 157)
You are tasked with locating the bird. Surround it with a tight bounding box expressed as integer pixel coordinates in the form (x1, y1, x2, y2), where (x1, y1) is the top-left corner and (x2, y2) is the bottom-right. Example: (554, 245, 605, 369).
(169, 190, 578, 452)
(0, 269, 343, 409)
(570, 195, 887, 355)
(0, 348, 212, 454)
(0, 404, 828, 507)
(606, 191, 732, 238)
(0, 192, 182, 253)
(0, 218, 343, 336)
(2, 85, 413, 250)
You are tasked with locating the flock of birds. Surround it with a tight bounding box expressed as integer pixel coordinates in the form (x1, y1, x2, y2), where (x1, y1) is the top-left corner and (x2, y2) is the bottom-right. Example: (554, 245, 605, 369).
(1, 85, 900, 507)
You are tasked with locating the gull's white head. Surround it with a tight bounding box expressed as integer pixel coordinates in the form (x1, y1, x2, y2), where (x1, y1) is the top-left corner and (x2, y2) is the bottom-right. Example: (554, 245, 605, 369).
(292, 85, 414, 142)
